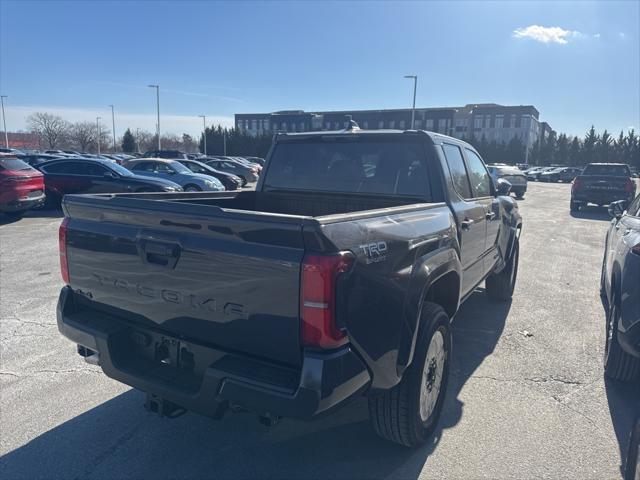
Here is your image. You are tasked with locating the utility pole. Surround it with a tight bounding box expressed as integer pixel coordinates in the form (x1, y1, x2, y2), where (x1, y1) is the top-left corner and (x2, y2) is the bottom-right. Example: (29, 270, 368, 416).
(96, 117, 101, 155)
(148, 84, 160, 149)
(198, 115, 207, 156)
(0, 95, 8, 148)
(109, 105, 116, 152)
(403, 75, 418, 129)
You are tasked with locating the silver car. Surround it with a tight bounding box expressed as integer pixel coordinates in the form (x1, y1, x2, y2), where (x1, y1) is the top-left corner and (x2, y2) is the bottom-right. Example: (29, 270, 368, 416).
(123, 158, 225, 191)
(487, 165, 528, 199)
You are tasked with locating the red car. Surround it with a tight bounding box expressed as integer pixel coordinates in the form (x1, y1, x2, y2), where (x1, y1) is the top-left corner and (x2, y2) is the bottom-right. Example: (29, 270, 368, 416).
(0, 155, 45, 218)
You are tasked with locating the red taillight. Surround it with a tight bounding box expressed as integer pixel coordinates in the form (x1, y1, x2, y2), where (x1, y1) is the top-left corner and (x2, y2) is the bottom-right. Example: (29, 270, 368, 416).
(624, 179, 635, 193)
(59, 217, 70, 283)
(572, 178, 582, 192)
(300, 252, 354, 349)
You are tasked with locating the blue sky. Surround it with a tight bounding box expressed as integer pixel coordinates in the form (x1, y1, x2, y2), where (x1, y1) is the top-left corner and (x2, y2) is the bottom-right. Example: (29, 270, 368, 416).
(1, 0, 638, 138)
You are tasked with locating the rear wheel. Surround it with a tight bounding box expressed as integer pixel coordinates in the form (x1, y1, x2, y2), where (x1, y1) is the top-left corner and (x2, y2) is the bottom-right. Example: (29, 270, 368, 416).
(486, 236, 519, 301)
(604, 295, 640, 382)
(368, 302, 451, 447)
(184, 185, 201, 192)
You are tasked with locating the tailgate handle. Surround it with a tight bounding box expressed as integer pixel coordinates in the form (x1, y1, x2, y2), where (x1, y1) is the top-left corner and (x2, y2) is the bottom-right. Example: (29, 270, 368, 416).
(140, 240, 181, 268)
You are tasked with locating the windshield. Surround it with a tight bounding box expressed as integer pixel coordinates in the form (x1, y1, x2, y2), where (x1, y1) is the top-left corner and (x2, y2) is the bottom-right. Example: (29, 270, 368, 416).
(0, 158, 34, 171)
(168, 161, 192, 174)
(265, 137, 432, 198)
(582, 164, 631, 176)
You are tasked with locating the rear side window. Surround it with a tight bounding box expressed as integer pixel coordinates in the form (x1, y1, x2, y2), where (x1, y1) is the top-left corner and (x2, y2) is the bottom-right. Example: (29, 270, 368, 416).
(0, 158, 32, 171)
(464, 149, 492, 197)
(442, 144, 472, 199)
(582, 164, 631, 176)
(40, 162, 76, 174)
(265, 138, 431, 198)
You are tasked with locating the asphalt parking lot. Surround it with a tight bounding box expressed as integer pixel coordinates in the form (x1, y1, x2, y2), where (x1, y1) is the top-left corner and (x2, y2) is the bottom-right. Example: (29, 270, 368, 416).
(1, 182, 639, 480)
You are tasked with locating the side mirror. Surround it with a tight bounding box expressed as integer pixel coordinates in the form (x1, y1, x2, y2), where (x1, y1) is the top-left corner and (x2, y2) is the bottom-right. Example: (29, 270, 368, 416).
(608, 200, 628, 219)
(495, 178, 512, 196)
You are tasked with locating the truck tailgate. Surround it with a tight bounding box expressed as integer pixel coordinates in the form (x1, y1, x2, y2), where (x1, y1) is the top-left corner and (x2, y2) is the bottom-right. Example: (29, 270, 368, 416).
(63, 195, 308, 367)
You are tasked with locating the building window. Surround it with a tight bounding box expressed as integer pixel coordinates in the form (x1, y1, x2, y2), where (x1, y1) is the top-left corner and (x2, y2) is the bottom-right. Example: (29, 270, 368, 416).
(474, 117, 482, 129)
(363, 121, 368, 129)
(335, 122, 341, 129)
(415, 119, 422, 128)
(299, 123, 305, 132)
(426, 119, 434, 130)
(495, 115, 504, 129)
(251, 120, 257, 130)
(399, 120, 405, 129)
(378, 120, 384, 129)
(264, 119, 270, 131)
(520, 115, 529, 129)
(389, 120, 395, 129)
(485, 115, 491, 128)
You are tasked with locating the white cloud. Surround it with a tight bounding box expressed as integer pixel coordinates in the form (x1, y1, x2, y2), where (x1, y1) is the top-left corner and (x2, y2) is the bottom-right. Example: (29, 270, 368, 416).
(3, 105, 234, 137)
(594, 33, 601, 39)
(619, 32, 626, 38)
(513, 25, 581, 45)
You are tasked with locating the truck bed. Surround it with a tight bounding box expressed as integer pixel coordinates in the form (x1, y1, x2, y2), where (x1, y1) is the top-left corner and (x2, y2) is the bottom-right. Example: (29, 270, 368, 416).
(61, 190, 436, 369)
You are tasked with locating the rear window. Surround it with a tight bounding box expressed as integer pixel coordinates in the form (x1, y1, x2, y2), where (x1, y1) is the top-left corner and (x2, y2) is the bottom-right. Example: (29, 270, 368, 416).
(582, 164, 630, 176)
(264, 137, 431, 198)
(0, 158, 33, 171)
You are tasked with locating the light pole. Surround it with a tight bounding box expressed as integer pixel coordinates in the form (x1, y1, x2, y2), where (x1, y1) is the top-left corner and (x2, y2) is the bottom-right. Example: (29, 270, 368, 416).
(199, 115, 207, 156)
(404, 75, 417, 129)
(148, 85, 160, 150)
(108, 105, 116, 152)
(0, 95, 8, 148)
(96, 117, 101, 155)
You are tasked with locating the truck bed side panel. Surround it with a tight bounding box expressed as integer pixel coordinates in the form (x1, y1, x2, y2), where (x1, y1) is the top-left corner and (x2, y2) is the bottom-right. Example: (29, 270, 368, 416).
(316, 204, 459, 389)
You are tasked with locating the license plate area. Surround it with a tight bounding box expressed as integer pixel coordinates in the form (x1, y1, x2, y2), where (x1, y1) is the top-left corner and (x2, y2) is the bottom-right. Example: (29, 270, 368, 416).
(110, 327, 224, 393)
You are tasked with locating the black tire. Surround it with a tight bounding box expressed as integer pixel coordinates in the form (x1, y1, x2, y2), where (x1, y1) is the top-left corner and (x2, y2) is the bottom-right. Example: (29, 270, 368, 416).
(368, 302, 451, 447)
(604, 294, 640, 382)
(570, 199, 581, 212)
(43, 190, 61, 210)
(184, 184, 201, 192)
(238, 175, 247, 187)
(486, 236, 519, 302)
(515, 192, 525, 200)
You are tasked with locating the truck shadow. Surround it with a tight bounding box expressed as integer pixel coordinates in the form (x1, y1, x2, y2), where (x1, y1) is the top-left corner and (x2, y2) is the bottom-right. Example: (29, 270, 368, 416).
(0, 289, 509, 479)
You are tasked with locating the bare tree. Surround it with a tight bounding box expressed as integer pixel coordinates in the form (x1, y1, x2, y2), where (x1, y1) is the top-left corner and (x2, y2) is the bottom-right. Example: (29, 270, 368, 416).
(27, 112, 70, 149)
(68, 121, 96, 152)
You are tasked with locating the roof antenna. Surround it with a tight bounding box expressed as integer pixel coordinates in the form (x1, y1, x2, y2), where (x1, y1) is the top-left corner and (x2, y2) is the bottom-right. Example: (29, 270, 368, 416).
(344, 115, 360, 131)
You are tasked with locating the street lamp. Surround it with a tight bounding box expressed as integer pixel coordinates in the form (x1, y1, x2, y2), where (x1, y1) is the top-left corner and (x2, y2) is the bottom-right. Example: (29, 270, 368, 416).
(108, 105, 116, 152)
(148, 85, 160, 150)
(404, 75, 418, 129)
(0, 95, 8, 148)
(96, 117, 101, 155)
(198, 115, 207, 156)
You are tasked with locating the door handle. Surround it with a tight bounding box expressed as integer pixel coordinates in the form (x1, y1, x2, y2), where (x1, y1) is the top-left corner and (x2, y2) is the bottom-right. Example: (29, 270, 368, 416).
(461, 219, 474, 230)
(137, 239, 181, 268)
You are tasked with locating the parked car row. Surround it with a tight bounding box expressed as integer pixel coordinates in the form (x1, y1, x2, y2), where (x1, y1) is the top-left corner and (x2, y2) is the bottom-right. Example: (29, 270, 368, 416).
(0, 151, 265, 216)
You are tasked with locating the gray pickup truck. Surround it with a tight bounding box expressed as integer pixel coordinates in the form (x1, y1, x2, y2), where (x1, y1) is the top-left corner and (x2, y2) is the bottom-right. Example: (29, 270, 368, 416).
(57, 127, 522, 446)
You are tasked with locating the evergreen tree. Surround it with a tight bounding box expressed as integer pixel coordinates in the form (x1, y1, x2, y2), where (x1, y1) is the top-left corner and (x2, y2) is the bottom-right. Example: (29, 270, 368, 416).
(555, 133, 569, 165)
(568, 136, 582, 167)
(121, 128, 136, 153)
(597, 129, 613, 162)
(583, 126, 599, 164)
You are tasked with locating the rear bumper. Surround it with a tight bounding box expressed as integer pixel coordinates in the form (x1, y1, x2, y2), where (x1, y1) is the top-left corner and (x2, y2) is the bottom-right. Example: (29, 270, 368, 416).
(56, 286, 371, 419)
(572, 191, 634, 205)
(0, 192, 45, 212)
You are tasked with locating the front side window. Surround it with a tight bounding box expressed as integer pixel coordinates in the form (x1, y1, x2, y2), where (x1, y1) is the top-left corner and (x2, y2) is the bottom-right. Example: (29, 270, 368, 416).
(442, 144, 472, 199)
(40, 162, 75, 174)
(464, 149, 492, 197)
